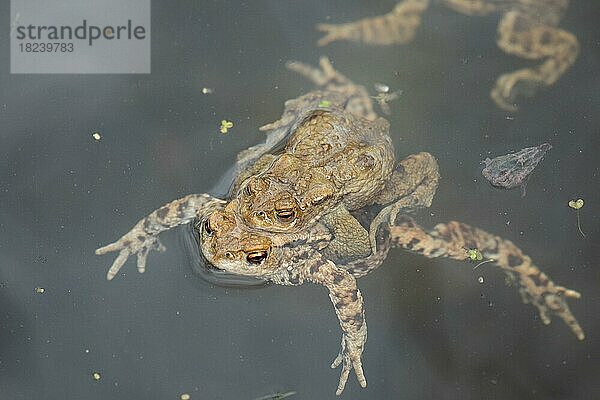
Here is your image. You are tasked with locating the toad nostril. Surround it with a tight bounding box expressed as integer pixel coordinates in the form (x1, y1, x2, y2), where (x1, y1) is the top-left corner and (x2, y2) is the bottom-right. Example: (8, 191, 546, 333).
(255, 211, 267, 220)
(246, 250, 268, 264)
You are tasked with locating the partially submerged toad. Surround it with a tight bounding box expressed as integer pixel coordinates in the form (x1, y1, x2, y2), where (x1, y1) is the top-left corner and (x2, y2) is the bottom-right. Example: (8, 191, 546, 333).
(316, 0, 579, 111)
(96, 58, 583, 395)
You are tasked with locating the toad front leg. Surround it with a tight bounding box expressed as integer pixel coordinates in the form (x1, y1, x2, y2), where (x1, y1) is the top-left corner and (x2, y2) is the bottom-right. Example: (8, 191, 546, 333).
(96, 194, 225, 280)
(284, 252, 367, 395)
(390, 217, 584, 340)
(310, 262, 367, 395)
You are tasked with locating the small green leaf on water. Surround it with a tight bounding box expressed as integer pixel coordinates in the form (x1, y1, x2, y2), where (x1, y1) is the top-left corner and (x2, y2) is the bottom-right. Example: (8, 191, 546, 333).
(219, 120, 234, 134)
(34, 286, 45, 294)
(568, 198, 584, 210)
(568, 198, 586, 237)
(92, 371, 101, 381)
(318, 100, 331, 107)
(467, 249, 483, 261)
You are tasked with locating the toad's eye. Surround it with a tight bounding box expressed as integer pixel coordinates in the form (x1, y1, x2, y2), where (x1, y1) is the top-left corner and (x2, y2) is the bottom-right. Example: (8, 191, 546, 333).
(246, 250, 268, 265)
(255, 211, 267, 220)
(276, 209, 296, 223)
(202, 219, 213, 236)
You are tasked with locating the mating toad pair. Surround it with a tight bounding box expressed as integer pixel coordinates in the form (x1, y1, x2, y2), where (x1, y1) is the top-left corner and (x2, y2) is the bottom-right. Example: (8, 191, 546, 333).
(96, 58, 583, 395)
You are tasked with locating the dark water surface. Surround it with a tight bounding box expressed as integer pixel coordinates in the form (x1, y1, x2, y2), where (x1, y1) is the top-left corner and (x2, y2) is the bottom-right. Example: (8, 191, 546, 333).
(1, 1, 599, 399)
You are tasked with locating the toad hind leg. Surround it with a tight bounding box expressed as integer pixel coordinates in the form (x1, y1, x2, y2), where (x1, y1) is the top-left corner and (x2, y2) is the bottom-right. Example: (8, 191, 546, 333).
(492, 11, 579, 111)
(441, 0, 497, 16)
(237, 57, 376, 172)
(369, 152, 440, 251)
(96, 194, 225, 280)
(390, 217, 584, 340)
(284, 57, 376, 121)
(317, 0, 431, 46)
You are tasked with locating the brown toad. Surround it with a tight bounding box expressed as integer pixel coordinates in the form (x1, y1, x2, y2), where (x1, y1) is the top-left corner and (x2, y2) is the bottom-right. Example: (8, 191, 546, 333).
(316, 0, 579, 111)
(233, 106, 439, 262)
(196, 204, 584, 395)
(237, 108, 392, 230)
(235, 108, 393, 260)
(96, 58, 583, 396)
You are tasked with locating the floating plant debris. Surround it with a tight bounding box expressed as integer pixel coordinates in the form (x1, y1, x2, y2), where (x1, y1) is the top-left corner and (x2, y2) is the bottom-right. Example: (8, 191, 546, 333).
(92, 371, 101, 381)
(467, 248, 483, 261)
(373, 91, 401, 115)
(371, 83, 402, 115)
(34, 286, 45, 294)
(568, 198, 584, 210)
(568, 198, 586, 237)
(482, 143, 552, 196)
(371, 82, 402, 115)
(254, 391, 296, 400)
(92, 132, 102, 141)
(374, 82, 390, 93)
(219, 120, 234, 134)
(466, 248, 494, 270)
(318, 100, 331, 107)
